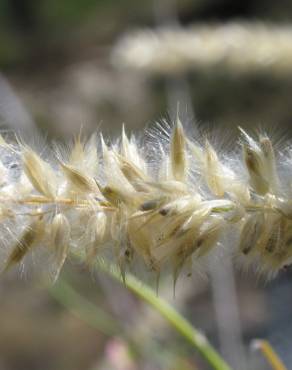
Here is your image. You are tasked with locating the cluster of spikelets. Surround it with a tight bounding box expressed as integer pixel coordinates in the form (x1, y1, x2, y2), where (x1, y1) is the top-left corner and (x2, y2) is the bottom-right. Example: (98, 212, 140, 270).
(1, 118, 292, 285)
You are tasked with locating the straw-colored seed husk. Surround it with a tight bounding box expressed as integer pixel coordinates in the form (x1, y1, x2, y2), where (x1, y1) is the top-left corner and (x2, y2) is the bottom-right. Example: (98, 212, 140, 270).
(23, 149, 56, 198)
(170, 120, 187, 182)
(5, 218, 44, 270)
(61, 163, 97, 193)
(50, 213, 70, 280)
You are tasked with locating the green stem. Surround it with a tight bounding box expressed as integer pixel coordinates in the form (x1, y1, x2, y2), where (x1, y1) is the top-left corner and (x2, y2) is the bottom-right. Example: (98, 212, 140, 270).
(102, 264, 233, 370)
(69, 251, 233, 370)
(49, 276, 195, 369)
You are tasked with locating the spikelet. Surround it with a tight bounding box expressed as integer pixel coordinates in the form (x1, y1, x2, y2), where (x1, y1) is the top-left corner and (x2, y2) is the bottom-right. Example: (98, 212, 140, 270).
(259, 135, 279, 193)
(2, 118, 292, 284)
(68, 133, 99, 176)
(170, 117, 187, 181)
(116, 154, 148, 191)
(22, 148, 56, 198)
(196, 216, 225, 257)
(239, 213, 264, 256)
(61, 162, 97, 194)
(127, 213, 156, 268)
(243, 145, 269, 195)
(5, 218, 44, 271)
(204, 140, 225, 197)
(240, 128, 278, 196)
(84, 212, 107, 265)
(50, 213, 70, 281)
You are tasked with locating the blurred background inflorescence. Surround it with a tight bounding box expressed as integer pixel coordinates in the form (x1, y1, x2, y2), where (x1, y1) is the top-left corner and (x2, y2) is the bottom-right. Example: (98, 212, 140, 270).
(1, 1, 292, 370)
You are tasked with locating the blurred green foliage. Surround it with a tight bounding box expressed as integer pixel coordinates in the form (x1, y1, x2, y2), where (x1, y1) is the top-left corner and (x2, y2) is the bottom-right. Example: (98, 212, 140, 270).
(0, 0, 151, 68)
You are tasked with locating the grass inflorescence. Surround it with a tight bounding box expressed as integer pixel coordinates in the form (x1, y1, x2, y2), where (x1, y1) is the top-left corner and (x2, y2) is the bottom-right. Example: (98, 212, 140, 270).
(0, 118, 292, 285)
